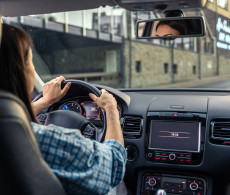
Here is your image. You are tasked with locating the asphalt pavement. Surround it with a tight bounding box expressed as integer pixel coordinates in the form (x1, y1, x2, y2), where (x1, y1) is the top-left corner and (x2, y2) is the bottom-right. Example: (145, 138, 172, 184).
(152, 74, 230, 89)
(192, 80, 230, 89)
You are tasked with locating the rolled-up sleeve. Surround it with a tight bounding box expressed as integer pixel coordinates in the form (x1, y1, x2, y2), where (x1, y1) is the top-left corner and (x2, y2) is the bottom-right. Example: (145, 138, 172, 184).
(31, 122, 127, 195)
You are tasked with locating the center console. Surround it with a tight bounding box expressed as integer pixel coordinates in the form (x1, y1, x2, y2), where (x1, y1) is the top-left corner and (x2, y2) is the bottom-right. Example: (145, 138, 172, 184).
(139, 112, 207, 195)
(146, 112, 206, 165)
(139, 171, 206, 195)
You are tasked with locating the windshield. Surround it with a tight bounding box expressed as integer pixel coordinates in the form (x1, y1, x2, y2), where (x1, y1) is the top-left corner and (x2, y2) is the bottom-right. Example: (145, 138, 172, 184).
(3, 1, 230, 89)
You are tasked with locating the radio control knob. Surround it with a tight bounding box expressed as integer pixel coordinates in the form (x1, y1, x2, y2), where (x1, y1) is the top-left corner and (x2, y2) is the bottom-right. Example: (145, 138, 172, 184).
(148, 178, 157, 187)
(169, 153, 176, 160)
(190, 182, 199, 191)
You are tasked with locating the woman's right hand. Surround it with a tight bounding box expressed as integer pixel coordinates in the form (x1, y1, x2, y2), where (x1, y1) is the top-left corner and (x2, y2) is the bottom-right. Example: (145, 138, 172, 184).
(89, 89, 117, 111)
(89, 89, 124, 145)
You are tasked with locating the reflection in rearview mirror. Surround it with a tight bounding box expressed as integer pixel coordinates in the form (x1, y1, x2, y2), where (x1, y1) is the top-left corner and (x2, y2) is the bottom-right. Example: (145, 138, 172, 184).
(137, 17, 205, 39)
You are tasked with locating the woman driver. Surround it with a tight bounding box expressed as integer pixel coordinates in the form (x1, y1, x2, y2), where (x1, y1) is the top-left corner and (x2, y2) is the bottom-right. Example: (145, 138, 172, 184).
(0, 23, 126, 195)
(155, 20, 188, 37)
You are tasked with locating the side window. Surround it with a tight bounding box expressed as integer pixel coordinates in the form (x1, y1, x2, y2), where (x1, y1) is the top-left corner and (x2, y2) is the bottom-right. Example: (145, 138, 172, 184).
(164, 63, 168, 74)
(193, 65, 196, 75)
(136, 61, 142, 73)
(173, 64, 178, 74)
(217, 0, 228, 9)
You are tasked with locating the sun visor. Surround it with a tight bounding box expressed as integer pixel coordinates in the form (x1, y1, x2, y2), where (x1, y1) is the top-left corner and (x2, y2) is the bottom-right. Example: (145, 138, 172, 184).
(0, 0, 115, 17)
(114, 0, 207, 11)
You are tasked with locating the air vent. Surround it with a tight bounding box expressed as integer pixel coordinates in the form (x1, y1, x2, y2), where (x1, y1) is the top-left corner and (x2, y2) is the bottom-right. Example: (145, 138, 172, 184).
(122, 116, 143, 139)
(211, 121, 230, 139)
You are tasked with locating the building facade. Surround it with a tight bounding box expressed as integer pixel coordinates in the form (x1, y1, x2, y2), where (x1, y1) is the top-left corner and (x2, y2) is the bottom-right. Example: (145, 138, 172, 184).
(124, 0, 230, 88)
(4, 1, 230, 88)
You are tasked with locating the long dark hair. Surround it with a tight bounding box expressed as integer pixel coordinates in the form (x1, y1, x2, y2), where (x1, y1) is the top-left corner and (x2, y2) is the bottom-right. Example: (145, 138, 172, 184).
(156, 20, 188, 35)
(0, 23, 37, 122)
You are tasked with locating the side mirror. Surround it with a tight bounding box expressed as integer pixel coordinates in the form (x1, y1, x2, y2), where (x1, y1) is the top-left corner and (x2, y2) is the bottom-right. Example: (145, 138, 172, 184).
(136, 16, 206, 40)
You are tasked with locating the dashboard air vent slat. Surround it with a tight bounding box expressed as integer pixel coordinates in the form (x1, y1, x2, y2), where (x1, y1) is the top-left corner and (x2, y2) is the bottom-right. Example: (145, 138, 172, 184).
(211, 122, 230, 139)
(122, 116, 143, 139)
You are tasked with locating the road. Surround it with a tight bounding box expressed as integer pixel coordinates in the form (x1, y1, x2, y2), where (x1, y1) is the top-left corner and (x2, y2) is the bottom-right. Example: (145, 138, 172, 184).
(192, 79, 230, 89)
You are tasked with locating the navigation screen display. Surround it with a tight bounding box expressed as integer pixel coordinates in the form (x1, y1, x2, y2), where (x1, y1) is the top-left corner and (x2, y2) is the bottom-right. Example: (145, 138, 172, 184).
(149, 121, 201, 152)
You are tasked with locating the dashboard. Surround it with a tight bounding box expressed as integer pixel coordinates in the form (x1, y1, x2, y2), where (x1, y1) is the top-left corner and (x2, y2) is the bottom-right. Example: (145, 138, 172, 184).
(49, 97, 122, 127)
(98, 87, 230, 195)
(45, 86, 230, 195)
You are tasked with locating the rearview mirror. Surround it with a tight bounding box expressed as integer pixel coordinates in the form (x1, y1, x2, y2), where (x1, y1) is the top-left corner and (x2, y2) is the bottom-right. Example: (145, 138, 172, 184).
(136, 17, 205, 40)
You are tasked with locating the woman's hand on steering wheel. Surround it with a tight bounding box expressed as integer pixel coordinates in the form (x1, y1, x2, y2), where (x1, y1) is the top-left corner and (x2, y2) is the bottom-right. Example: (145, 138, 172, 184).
(89, 89, 117, 112)
(43, 76, 71, 106)
(32, 79, 108, 142)
(32, 76, 71, 116)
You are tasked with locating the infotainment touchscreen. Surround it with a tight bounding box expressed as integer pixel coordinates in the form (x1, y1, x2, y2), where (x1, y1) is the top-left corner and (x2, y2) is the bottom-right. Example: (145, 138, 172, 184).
(149, 121, 201, 152)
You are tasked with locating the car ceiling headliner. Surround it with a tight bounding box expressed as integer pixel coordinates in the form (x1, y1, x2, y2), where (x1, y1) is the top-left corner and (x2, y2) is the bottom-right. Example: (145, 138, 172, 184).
(0, 0, 115, 17)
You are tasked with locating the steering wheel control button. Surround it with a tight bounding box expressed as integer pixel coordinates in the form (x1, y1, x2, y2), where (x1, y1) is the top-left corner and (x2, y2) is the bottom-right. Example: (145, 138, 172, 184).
(169, 153, 176, 161)
(190, 182, 199, 191)
(36, 113, 48, 124)
(82, 124, 96, 139)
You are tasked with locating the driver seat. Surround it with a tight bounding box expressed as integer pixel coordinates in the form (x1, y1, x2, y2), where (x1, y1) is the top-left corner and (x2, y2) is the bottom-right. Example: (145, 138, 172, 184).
(0, 90, 66, 195)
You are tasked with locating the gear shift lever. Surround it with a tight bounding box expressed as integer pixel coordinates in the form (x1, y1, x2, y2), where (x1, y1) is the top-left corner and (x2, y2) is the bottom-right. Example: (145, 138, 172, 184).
(156, 189, 167, 195)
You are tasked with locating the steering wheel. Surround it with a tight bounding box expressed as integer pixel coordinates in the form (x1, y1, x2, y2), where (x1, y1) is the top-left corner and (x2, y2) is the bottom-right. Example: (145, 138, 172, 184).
(32, 80, 106, 142)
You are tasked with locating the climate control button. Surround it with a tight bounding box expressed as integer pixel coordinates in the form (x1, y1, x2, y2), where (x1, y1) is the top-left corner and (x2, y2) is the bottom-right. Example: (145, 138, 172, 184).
(169, 153, 176, 160)
(190, 182, 199, 191)
(148, 178, 157, 187)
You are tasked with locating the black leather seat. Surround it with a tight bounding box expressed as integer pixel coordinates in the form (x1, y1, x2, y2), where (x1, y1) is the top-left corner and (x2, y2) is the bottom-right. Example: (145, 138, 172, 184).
(0, 90, 66, 195)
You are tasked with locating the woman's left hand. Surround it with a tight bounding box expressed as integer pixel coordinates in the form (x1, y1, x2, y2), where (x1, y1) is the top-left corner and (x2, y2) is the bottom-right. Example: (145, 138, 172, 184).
(32, 76, 71, 116)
